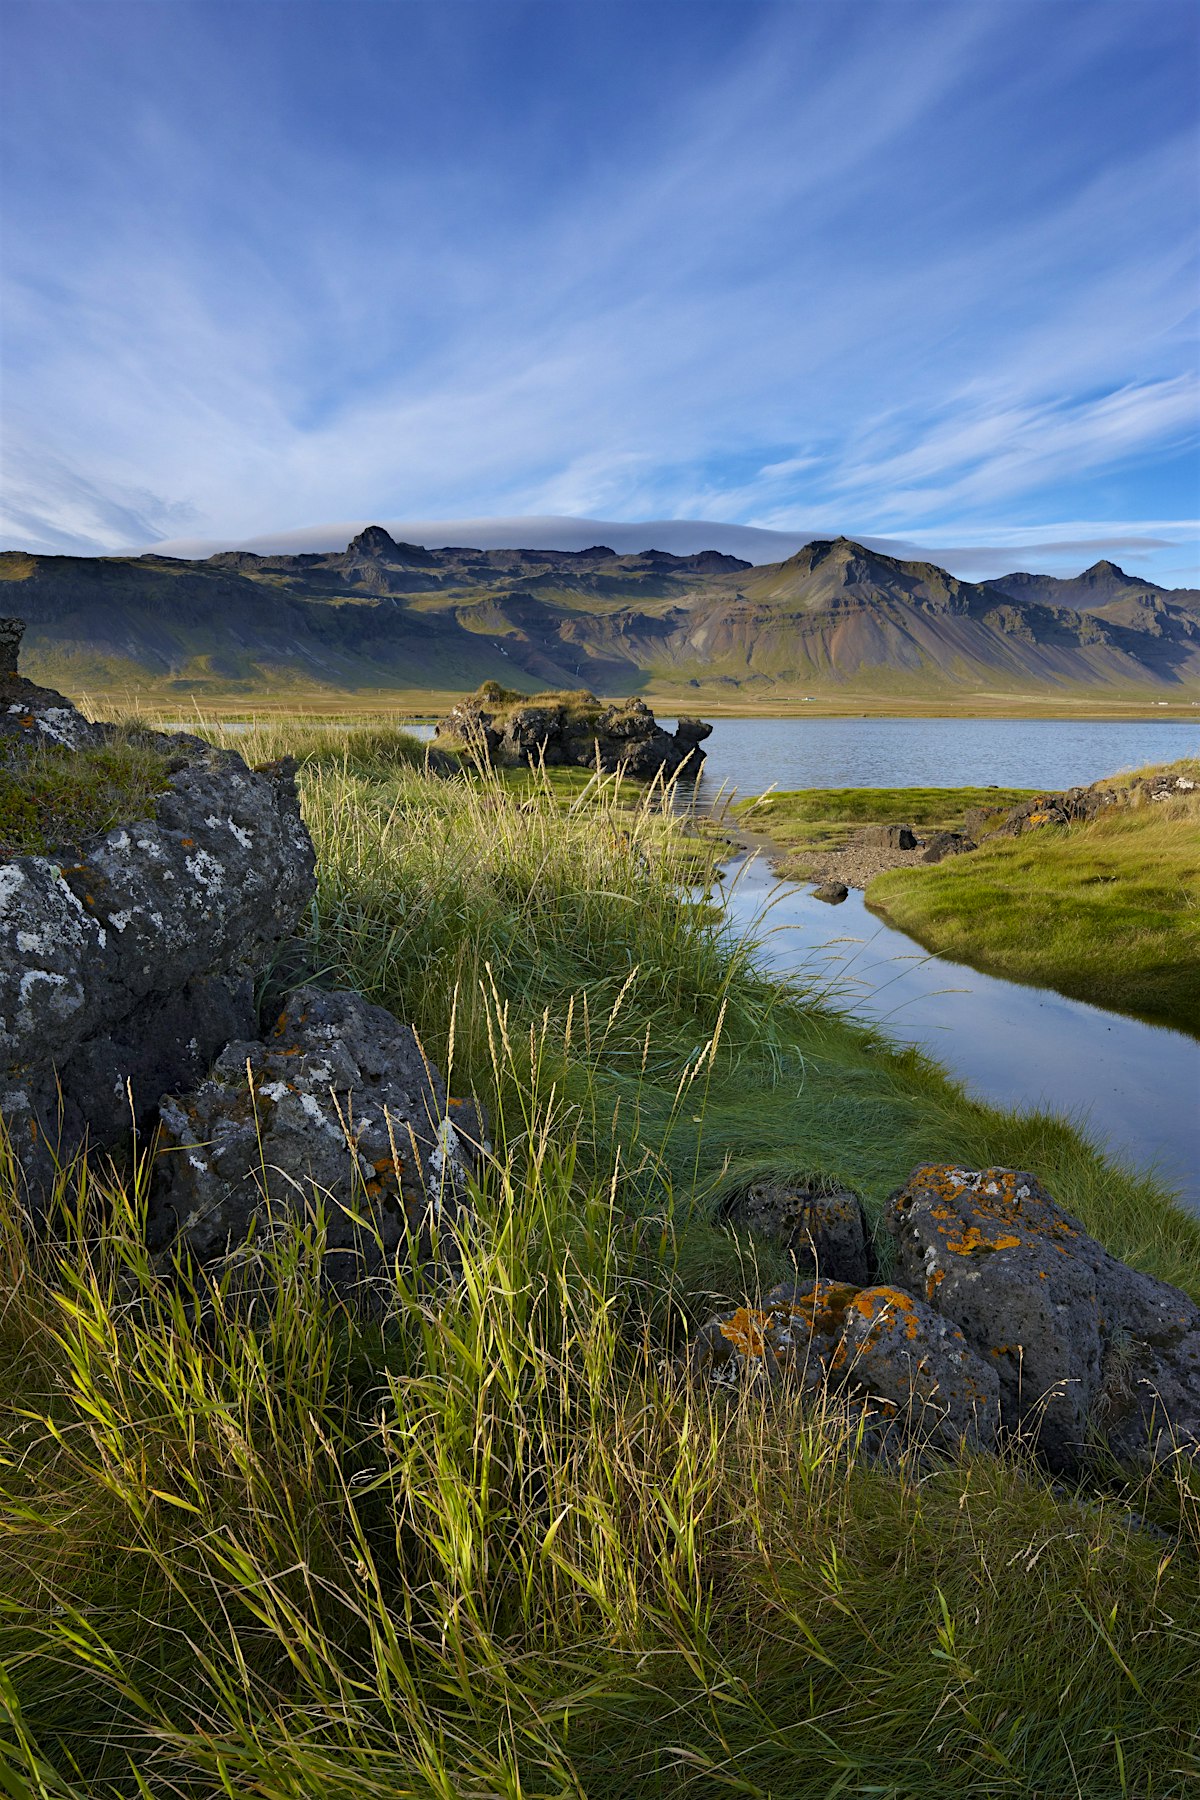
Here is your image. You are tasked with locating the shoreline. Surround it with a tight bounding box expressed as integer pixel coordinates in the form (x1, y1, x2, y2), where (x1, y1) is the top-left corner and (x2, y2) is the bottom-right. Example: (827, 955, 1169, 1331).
(49, 686, 1200, 726)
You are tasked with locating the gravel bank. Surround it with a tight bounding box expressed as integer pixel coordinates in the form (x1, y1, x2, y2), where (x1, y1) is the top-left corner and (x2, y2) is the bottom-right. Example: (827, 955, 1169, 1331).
(774, 842, 930, 890)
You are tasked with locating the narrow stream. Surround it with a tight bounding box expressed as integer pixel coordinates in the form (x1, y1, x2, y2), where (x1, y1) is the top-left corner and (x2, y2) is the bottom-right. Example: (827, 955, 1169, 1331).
(715, 849, 1200, 1214)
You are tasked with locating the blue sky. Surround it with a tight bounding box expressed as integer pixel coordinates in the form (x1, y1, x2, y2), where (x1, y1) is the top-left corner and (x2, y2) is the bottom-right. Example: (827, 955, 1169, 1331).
(1, 0, 1197, 581)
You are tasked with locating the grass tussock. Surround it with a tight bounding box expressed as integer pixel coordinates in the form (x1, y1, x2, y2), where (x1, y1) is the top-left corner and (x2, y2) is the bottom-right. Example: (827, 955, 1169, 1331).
(869, 779, 1200, 1035)
(3, 722, 1199, 1796)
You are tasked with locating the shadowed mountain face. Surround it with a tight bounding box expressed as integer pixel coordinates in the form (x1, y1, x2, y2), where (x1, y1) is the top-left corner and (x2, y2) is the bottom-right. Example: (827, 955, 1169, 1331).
(2, 528, 1198, 700)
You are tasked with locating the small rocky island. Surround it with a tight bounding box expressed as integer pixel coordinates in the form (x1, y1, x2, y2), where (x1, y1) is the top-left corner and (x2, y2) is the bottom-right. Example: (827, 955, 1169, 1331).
(434, 682, 712, 779)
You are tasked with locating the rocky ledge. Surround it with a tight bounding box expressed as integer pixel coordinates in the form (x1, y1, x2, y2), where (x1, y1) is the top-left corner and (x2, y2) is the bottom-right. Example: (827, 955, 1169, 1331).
(699, 1165, 1200, 1471)
(434, 682, 712, 780)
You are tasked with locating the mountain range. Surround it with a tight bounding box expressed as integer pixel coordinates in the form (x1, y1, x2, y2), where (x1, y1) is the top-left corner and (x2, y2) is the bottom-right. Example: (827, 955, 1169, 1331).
(2, 526, 1198, 704)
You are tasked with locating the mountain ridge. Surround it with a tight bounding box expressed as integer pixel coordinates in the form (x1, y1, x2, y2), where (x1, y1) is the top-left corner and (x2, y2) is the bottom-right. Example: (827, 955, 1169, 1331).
(2, 528, 1198, 702)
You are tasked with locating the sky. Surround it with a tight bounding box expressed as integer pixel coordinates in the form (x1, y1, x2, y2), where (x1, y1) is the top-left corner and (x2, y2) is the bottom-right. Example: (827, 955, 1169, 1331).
(1, 0, 1197, 582)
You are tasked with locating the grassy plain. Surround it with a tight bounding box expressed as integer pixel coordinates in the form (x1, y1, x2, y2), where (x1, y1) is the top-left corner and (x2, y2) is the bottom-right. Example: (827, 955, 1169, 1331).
(96, 683, 1200, 721)
(2, 729, 1199, 1796)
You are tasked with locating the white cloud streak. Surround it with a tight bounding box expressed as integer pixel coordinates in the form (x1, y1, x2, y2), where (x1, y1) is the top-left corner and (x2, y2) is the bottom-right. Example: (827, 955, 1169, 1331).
(1, 0, 1196, 579)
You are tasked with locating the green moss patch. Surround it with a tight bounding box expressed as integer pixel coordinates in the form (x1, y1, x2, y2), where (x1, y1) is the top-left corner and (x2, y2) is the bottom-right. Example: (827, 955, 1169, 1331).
(0, 740, 173, 856)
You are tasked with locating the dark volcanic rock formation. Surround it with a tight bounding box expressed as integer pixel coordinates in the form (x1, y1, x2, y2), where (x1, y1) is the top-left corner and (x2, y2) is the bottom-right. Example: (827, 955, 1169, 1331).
(1, 618, 23, 677)
(886, 1166, 1200, 1469)
(722, 1181, 873, 1285)
(698, 1163, 1200, 1471)
(435, 686, 712, 780)
(0, 644, 316, 1206)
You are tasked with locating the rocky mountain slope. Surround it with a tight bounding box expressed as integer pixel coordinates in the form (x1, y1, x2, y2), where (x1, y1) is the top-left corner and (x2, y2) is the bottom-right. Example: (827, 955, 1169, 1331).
(2, 527, 1197, 700)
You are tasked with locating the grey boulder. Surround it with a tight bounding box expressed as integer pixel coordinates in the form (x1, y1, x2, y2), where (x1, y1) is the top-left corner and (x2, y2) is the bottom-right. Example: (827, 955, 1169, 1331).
(885, 1166, 1200, 1468)
(722, 1181, 873, 1285)
(694, 1277, 999, 1450)
(854, 824, 917, 850)
(921, 831, 976, 864)
(150, 986, 486, 1298)
(1, 711, 315, 1205)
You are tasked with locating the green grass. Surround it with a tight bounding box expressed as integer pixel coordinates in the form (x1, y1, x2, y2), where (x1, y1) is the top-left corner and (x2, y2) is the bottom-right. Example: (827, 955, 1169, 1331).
(3, 729, 1199, 1797)
(869, 783, 1200, 1035)
(0, 737, 173, 855)
(735, 785, 1040, 868)
(233, 717, 439, 779)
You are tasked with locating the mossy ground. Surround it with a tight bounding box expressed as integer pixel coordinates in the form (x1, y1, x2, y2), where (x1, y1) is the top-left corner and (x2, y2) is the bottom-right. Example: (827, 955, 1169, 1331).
(2, 725, 1198, 1797)
(0, 738, 173, 855)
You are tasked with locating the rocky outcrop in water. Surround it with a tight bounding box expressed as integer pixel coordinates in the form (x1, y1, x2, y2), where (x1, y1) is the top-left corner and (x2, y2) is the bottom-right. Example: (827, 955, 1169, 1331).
(435, 685, 711, 780)
(697, 1164, 1200, 1471)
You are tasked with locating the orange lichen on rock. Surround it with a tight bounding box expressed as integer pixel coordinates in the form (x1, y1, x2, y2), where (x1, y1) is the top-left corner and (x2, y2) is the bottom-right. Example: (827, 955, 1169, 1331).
(845, 1285, 923, 1342)
(717, 1307, 772, 1358)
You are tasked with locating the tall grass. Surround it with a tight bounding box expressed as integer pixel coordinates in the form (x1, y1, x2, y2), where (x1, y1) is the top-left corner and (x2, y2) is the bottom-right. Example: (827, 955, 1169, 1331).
(3, 727, 1199, 1796)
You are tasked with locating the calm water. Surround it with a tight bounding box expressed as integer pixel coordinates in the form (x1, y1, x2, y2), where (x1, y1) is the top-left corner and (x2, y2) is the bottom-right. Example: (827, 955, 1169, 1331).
(214, 711, 1200, 1208)
(719, 854, 1200, 1213)
(679, 717, 1198, 1214)
(682, 716, 1200, 803)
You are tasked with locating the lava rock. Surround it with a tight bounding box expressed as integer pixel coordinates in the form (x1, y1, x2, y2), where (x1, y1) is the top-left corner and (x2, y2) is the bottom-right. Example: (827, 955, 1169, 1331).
(854, 824, 917, 850)
(0, 619, 24, 678)
(723, 1181, 873, 1285)
(435, 688, 710, 781)
(921, 831, 976, 864)
(691, 1279, 857, 1389)
(834, 1283, 1000, 1451)
(150, 986, 487, 1298)
(962, 805, 1005, 839)
(885, 1166, 1200, 1468)
(0, 661, 316, 1207)
(989, 796, 1071, 837)
(813, 881, 849, 904)
(694, 1276, 1000, 1451)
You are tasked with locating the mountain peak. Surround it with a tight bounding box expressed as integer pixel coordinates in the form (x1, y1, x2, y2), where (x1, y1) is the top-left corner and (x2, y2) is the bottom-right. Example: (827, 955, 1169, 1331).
(1083, 559, 1129, 581)
(347, 525, 398, 557)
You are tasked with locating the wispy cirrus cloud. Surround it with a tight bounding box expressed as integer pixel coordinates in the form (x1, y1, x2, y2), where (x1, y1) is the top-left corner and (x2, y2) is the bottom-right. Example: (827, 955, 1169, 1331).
(1, 0, 1196, 580)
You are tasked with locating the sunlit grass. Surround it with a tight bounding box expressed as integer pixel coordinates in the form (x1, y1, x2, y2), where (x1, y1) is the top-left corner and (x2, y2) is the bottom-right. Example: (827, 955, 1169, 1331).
(870, 785, 1200, 1033)
(2, 727, 1199, 1795)
(735, 784, 1040, 864)
(0, 735, 172, 856)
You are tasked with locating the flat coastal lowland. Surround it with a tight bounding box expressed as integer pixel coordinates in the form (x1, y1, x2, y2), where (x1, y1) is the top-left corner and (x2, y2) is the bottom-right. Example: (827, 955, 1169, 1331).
(2, 616, 1200, 1799)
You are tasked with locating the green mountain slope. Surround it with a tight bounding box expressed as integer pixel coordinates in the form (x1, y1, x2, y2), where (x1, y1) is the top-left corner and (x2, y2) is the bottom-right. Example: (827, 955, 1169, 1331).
(3, 528, 1198, 702)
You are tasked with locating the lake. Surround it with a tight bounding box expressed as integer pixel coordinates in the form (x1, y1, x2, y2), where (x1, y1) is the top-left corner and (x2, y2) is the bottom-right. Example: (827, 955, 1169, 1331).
(681, 715, 1200, 804)
(679, 717, 1199, 1214)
